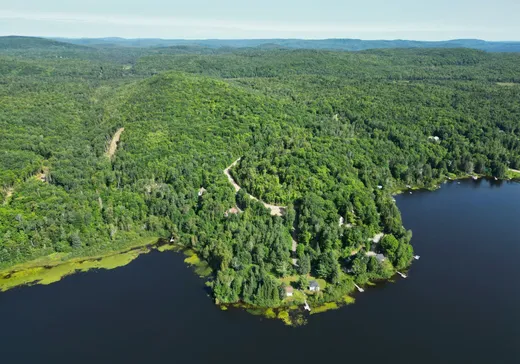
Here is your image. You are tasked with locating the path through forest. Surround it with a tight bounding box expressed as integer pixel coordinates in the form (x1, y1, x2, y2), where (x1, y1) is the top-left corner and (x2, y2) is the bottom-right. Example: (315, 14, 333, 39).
(224, 158, 286, 217)
(224, 158, 298, 263)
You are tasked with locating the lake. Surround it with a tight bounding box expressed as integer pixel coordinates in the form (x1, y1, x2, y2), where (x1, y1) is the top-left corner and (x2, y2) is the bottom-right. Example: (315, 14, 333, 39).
(1, 179, 519, 364)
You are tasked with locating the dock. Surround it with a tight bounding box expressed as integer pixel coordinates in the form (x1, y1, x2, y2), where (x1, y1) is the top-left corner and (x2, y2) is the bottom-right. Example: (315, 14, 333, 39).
(396, 271, 407, 278)
(354, 283, 364, 293)
(304, 300, 311, 312)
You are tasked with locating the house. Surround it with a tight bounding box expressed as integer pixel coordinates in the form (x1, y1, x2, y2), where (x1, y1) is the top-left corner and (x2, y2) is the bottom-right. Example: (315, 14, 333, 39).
(309, 280, 320, 292)
(375, 254, 386, 263)
(198, 187, 207, 197)
(284, 285, 294, 297)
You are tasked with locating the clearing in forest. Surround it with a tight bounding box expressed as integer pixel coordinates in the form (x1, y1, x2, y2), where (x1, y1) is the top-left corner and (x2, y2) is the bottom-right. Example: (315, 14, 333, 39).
(106, 128, 125, 159)
(3, 188, 13, 205)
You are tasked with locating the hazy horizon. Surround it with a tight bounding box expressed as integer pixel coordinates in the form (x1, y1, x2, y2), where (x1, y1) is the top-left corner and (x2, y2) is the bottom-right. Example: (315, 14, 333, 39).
(4, 35, 520, 43)
(1, 0, 519, 41)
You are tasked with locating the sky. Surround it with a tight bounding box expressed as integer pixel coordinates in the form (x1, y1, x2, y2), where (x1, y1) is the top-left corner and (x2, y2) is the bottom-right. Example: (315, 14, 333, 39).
(0, 0, 519, 41)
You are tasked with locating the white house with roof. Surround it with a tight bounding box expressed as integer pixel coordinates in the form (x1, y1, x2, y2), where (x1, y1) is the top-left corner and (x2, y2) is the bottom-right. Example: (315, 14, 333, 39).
(309, 280, 320, 292)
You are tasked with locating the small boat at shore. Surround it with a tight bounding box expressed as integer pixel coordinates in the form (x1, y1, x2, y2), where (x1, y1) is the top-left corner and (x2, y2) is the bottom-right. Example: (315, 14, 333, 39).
(414, 255, 420, 260)
(472, 176, 478, 180)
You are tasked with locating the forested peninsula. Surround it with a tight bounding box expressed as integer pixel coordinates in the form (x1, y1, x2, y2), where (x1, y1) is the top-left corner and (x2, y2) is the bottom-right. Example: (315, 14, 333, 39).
(1, 36, 519, 322)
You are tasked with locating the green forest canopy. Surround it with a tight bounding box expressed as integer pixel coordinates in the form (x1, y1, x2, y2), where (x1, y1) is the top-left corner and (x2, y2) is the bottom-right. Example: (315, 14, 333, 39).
(1, 37, 519, 307)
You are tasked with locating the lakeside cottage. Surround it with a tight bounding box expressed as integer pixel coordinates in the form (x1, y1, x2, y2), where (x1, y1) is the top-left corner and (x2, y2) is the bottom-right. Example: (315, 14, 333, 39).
(284, 285, 294, 297)
(309, 280, 320, 292)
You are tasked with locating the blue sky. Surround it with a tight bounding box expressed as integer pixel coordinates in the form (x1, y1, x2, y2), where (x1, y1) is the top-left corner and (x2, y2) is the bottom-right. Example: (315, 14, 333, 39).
(1, 0, 519, 40)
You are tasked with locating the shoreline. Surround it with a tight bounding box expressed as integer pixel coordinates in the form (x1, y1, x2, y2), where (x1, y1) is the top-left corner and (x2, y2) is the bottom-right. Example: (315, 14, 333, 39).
(391, 172, 520, 196)
(0, 236, 165, 292)
(3, 173, 516, 321)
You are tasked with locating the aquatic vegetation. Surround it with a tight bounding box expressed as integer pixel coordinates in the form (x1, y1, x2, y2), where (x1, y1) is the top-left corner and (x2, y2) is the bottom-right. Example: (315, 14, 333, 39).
(264, 308, 276, 319)
(277, 310, 292, 325)
(310, 302, 339, 315)
(343, 295, 355, 305)
(183, 250, 212, 277)
(0, 238, 167, 292)
(183, 250, 201, 265)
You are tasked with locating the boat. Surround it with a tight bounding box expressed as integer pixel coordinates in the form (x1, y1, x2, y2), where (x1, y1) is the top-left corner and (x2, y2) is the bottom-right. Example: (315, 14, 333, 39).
(414, 255, 420, 260)
(472, 176, 478, 180)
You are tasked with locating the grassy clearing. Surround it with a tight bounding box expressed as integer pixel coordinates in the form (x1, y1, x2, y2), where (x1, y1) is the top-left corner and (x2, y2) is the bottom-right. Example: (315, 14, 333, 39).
(507, 169, 520, 179)
(0, 236, 162, 292)
(279, 275, 298, 285)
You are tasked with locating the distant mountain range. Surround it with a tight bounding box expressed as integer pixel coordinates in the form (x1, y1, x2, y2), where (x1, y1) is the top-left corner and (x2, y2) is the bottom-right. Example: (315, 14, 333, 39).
(0, 36, 519, 53)
(50, 37, 520, 52)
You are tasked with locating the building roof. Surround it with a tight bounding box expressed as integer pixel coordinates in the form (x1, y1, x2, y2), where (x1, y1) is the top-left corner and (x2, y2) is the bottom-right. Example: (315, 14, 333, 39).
(309, 280, 319, 288)
(285, 285, 294, 293)
(375, 254, 386, 262)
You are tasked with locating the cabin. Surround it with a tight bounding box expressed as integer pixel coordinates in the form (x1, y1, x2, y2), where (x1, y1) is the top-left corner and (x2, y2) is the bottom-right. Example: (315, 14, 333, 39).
(339, 216, 344, 226)
(284, 285, 294, 297)
(309, 280, 320, 292)
(375, 254, 386, 263)
(198, 187, 207, 197)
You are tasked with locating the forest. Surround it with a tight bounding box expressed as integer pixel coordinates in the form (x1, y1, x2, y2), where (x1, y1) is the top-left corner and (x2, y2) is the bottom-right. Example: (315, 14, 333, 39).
(1, 36, 519, 308)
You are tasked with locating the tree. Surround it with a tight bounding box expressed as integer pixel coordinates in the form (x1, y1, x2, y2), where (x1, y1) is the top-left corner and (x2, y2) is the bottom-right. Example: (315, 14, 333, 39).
(351, 255, 368, 275)
(297, 275, 309, 290)
(298, 254, 311, 275)
(70, 232, 82, 249)
(380, 234, 399, 262)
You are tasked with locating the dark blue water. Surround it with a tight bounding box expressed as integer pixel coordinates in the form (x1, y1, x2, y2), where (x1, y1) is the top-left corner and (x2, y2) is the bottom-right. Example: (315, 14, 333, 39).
(1, 179, 519, 364)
